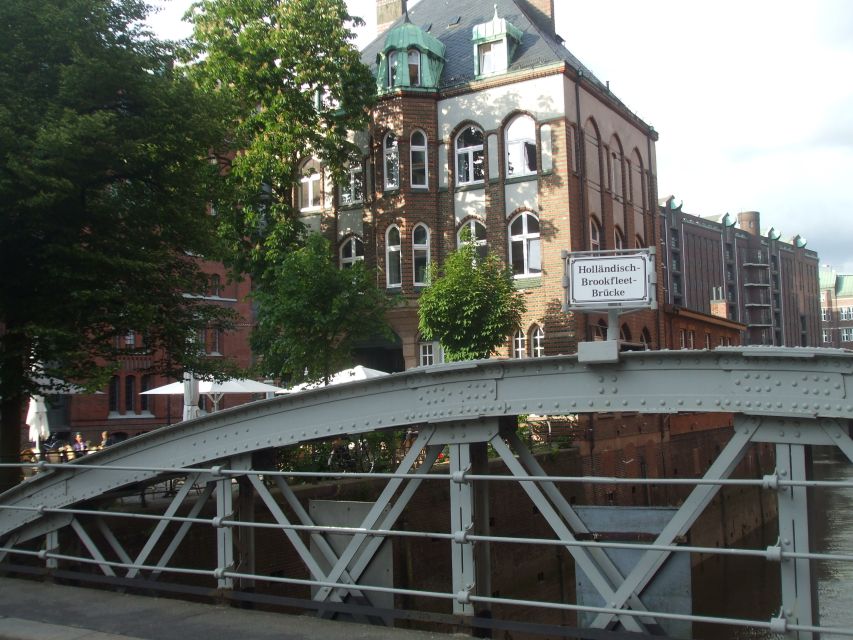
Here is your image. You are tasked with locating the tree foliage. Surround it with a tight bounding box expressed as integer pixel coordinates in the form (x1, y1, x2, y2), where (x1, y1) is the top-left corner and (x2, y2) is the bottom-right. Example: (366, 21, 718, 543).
(418, 239, 526, 361)
(185, 0, 377, 283)
(250, 234, 390, 385)
(0, 0, 238, 480)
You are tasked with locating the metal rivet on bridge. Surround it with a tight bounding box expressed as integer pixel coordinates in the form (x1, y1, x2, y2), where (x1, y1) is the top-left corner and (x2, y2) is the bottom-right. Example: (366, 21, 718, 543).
(792, 381, 798, 387)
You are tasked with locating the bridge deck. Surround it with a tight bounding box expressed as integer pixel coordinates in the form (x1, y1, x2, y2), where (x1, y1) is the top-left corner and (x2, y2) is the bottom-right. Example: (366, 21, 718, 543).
(0, 578, 452, 640)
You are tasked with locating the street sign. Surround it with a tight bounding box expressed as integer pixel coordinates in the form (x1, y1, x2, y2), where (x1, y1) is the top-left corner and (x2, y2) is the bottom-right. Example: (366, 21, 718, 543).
(563, 249, 656, 311)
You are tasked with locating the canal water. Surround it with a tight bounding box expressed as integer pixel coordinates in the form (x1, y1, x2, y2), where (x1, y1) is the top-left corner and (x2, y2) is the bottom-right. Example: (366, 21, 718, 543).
(694, 445, 853, 639)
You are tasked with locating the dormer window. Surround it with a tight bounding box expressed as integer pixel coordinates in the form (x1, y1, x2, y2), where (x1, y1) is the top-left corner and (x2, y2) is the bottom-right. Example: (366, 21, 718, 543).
(378, 20, 445, 93)
(388, 51, 399, 86)
(472, 7, 522, 77)
(407, 50, 421, 86)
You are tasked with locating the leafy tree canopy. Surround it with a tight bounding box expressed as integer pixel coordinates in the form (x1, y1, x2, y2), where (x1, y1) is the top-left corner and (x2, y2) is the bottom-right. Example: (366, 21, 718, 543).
(250, 234, 390, 385)
(185, 0, 377, 282)
(418, 237, 526, 361)
(0, 0, 239, 477)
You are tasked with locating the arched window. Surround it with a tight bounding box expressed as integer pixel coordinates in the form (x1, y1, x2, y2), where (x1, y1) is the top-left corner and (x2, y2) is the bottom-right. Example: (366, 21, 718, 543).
(407, 49, 421, 86)
(509, 212, 541, 277)
(299, 158, 322, 211)
(513, 330, 527, 358)
(641, 328, 652, 350)
(386, 225, 401, 287)
(384, 133, 399, 190)
(413, 223, 430, 286)
(530, 325, 545, 357)
(410, 130, 428, 188)
(340, 236, 364, 269)
(590, 217, 602, 252)
(635, 235, 645, 249)
(387, 50, 399, 86)
(610, 150, 623, 198)
(455, 126, 484, 185)
(614, 227, 625, 250)
(457, 219, 487, 261)
(620, 324, 632, 342)
(505, 115, 537, 177)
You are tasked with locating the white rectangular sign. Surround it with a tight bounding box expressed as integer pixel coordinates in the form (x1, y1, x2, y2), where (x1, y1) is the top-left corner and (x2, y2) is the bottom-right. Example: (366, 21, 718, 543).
(568, 252, 652, 308)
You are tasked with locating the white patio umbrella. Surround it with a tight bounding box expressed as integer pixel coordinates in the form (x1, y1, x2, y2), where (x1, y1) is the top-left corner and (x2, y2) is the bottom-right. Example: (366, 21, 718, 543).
(276, 365, 388, 394)
(182, 373, 201, 421)
(142, 377, 286, 415)
(26, 395, 50, 453)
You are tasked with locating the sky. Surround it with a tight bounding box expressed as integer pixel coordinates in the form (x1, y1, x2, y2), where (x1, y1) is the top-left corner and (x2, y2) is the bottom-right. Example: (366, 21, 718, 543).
(147, 0, 853, 274)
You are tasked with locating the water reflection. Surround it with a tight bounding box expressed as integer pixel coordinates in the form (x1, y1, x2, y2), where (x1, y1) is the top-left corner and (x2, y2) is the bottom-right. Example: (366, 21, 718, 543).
(695, 446, 853, 639)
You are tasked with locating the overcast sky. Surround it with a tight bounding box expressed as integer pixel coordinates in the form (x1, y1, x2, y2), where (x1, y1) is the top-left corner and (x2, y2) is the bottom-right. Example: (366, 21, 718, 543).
(148, 0, 853, 273)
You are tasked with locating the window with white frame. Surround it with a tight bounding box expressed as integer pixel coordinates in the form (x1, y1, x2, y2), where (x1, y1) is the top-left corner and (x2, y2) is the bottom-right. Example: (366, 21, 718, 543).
(339, 162, 364, 206)
(530, 325, 545, 357)
(512, 329, 526, 358)
(457, 219, 487, 261)
(823, 329, 831, 343)
(614, 227, 625, 250)
(455, 126, 485, 185)
(590, 217, 602, 252)
(413, 223, 430, 285)
(505, 115, 537, 178)
(410, 131, 428, 188)
(340, 236, 364, 269)
(843, 328, 853, 342)
(386, 225, 401, 287)
(821, 308, 830, 321)
(124, 331, 136, 349)
(387, 50, 399, 87)
(384, 133, 399, 190)
(299, 158, 322, 211)
(478, 41, 496, 75)
(407, 49, 421, 86)
(841, 307, 853, 320)
(509, 212, 541, 277)
(418, 337, 444, 366)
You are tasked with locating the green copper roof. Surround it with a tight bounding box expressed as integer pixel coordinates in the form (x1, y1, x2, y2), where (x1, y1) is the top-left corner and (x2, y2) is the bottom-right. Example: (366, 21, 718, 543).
(382, 19, 446, 59)
(819, 268, 837, 290)
(838, 274, 853, 297)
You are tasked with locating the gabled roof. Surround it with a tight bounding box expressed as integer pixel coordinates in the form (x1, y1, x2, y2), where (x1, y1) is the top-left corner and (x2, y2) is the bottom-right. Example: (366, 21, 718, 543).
(361, 0, 622, 101)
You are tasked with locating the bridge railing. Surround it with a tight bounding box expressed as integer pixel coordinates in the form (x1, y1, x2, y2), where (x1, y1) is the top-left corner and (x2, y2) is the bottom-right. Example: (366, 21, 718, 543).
(1, 443, 852, 640)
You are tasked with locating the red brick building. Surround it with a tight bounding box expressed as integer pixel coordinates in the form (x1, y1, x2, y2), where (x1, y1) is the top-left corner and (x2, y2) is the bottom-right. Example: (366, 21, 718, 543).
(314, 0, 665, 369)
(659, 197, 821, 347)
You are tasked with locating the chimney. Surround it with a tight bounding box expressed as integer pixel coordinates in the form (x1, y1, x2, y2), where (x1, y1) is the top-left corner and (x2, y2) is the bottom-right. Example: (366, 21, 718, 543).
(519, 0, 555, 30)
(377, 0, 407, 37)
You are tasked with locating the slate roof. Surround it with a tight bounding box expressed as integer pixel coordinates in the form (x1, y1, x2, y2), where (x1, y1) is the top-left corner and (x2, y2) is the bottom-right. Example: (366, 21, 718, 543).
(360, 0, 621, 103)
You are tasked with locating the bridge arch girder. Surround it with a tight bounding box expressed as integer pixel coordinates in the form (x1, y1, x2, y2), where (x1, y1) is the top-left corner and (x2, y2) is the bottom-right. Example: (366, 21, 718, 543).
(1, 347, 852, 542)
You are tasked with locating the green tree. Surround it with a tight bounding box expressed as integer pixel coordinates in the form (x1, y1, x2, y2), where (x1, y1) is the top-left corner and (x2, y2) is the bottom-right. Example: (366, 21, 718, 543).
(418, 238, 527, 361)
(250, 234, 390, 385)
(185, 0, 377, 283)
(0, 0, 238, 486)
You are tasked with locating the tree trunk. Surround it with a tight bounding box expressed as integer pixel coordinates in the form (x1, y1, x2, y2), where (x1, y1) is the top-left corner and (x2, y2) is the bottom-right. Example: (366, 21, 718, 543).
(0, 328, 29, 491)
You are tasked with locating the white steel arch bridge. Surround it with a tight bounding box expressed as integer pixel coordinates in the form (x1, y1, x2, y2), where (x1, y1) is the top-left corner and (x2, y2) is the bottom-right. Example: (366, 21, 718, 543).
(0, 347, 852, 640)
